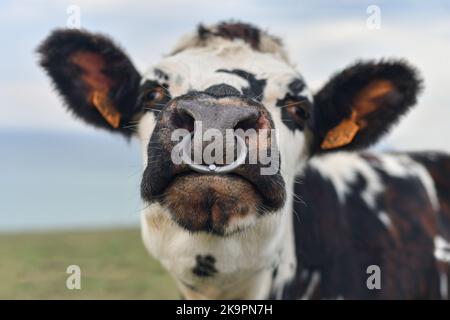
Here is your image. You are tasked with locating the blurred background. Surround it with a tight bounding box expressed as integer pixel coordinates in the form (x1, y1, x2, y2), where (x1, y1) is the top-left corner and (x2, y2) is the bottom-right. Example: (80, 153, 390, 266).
(0, 0, 449, 299)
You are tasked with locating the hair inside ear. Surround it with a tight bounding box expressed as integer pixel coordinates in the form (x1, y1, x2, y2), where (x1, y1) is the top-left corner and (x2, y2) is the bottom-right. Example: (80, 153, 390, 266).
(71, 51, 116, 92)
(353, 80, 394, 121)
(70, 51, 122, 128)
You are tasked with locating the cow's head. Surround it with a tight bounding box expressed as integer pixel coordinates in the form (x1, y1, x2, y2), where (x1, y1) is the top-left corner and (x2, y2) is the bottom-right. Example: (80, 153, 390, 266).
(38, 22, 421, 238)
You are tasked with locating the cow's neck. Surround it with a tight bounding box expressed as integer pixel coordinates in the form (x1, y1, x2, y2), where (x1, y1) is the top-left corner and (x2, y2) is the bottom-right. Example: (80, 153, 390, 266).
(141, 191, 298, 300)
(177, 193, 297, 300)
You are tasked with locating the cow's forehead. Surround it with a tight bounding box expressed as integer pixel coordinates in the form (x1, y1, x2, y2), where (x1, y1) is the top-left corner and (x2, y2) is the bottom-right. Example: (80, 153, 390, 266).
(142, 38, 310, 102)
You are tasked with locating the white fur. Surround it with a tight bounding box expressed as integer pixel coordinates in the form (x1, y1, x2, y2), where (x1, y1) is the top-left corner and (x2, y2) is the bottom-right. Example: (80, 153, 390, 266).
(141, 203, 289, 299)
(300, 271, 321, 300)
(310, 152, 440, 230)
(434, 236, 450, 263)
(379, 154, 440, 211)
(309, 152, 383, 208)
(137, 112, 157, 166)
(377, 211, 392, 228)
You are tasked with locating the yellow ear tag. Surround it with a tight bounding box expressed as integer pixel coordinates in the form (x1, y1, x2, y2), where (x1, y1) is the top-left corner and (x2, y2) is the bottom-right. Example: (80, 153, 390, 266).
(92, 90, 121, 128)
(321, 111, 359, 150)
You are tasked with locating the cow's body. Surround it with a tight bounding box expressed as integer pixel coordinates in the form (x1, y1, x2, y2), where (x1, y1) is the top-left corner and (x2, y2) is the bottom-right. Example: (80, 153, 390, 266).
(39, 21, 450, 300)
(272, 151, 450, 299)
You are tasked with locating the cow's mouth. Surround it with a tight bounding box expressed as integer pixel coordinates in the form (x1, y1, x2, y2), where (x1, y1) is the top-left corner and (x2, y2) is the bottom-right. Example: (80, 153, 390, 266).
(141, 163, 286, 235)
(163, 172, 263, 235)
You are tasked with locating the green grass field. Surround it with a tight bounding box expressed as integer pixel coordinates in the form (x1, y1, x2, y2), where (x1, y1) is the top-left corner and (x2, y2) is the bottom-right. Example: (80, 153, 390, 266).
(0, 228, 179, 299)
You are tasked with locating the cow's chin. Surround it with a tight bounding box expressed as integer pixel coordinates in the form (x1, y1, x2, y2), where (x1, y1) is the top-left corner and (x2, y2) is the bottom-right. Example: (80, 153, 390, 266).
(164, 173, 263, 235)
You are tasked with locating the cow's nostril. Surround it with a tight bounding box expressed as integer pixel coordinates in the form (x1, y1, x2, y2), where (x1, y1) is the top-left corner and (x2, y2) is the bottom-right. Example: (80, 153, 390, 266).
(234, 114, 260, 132)
(172, 109, 195, 132)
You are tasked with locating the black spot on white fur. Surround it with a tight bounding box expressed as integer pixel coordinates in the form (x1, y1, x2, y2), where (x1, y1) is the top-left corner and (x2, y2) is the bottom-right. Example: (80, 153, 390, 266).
(288, 78, 306, 95)
(154, 68, 169, 81)
(216, 69, 266, 101)
(192, 255, 218, 277)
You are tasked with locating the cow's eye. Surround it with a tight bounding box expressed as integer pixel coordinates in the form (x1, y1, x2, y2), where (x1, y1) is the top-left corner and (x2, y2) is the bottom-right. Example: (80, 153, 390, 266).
(143, 87, 164, 102)
(286, 99, 310, 124)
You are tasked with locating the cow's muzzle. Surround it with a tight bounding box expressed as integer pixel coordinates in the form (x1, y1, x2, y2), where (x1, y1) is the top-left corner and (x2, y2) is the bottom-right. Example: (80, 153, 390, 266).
(141, 93, 286, 235)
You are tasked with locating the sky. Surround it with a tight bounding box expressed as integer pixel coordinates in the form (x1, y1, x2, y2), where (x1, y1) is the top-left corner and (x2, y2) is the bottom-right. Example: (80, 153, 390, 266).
(0, 0, 450, 151)
(1, 0, 449, 150)
(0, 1, 449, 231)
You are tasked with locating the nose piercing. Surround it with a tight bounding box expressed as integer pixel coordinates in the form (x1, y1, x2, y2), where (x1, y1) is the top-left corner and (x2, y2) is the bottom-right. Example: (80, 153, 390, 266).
(179, 133, 247, 174)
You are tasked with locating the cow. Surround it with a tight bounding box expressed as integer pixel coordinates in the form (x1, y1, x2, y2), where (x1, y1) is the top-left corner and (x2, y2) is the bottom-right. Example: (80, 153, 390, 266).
(38, 21, 450, 299)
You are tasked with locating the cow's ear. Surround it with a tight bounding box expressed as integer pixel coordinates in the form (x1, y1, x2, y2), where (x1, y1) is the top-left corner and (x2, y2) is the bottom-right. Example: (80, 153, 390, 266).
(312, 60, 422, 152)
(38, 29, 142, 136)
